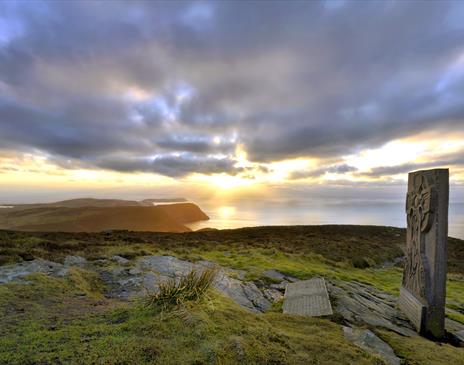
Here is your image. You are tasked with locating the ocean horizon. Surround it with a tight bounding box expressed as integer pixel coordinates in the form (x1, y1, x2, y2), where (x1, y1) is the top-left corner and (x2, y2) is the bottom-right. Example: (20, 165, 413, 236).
(188, 200, 464, 240)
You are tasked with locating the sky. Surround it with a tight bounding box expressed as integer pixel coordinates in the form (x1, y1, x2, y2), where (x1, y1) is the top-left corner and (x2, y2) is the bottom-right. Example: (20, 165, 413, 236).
(0, 0, 463, 205)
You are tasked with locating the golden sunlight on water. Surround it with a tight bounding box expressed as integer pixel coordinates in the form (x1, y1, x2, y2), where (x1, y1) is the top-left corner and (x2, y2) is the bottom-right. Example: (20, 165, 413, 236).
(217, 206, 237, 218)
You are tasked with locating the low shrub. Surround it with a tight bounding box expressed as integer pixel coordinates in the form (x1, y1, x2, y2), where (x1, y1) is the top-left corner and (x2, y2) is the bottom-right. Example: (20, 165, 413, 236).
(144, 267, 217, 312)
(351, 257, 375, 269)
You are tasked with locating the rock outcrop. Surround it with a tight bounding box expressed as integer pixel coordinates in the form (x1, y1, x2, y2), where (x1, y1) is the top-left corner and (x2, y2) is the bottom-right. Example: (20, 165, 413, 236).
(343, 326, 401, 365)
(327, 279, 417, 337)
(1, 255, 463, 348)
(101, 255, 271, 312)
(0, 259, 68, 284)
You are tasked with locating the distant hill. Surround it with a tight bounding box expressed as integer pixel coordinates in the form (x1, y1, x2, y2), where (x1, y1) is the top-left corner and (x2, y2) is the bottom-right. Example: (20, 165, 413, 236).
(0, 199, 208, 233)
(6, 197, 189, 209)
(140, 198, 187, 205)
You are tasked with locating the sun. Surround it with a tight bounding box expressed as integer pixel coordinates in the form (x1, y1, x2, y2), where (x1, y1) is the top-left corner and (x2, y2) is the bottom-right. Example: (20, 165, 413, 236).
(188, 173, 256, 191)
(206, 174, 255, 190)
(217, 206, 236, 218)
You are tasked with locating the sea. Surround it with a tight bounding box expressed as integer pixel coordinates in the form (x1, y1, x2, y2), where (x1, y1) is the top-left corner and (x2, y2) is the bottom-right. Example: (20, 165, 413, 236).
(2, 199, 462, 239)
(187, 200, 464, 240)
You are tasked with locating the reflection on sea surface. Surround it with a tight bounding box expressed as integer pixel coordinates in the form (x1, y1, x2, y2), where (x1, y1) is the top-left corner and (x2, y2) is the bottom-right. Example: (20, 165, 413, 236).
(187, 200, 464, 239)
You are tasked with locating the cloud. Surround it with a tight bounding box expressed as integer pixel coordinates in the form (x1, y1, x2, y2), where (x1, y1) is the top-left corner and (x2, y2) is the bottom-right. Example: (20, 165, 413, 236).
(0, 0, 463, 177)
(95, 153, 241, 177)
(156, 134, 235, 154)
(359, 150, 464, 178)
(290, 163, 357, 180)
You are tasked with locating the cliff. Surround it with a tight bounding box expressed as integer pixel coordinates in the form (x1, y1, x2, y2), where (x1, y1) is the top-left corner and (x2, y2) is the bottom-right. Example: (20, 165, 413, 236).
(0, 200, 209, 233)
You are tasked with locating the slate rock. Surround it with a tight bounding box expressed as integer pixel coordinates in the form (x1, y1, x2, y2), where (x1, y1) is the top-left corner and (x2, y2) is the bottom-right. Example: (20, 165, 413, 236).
(445, 318, 464, 345)
(198, 260, 271, 312)
(327, 279, 417, 337)
(343, 326, 400, 365)
(93, 259, 109, 266)
(263, 288, 284, 302)
(137, 256, 195, 277)
(99, 268, 145, 299)
(112, 255, 130, 265)
(270, 282, 289, 291)
(0, 259, 68, 284)
(263, 269, 298, 283)
(263, 269, 287, 281)
(197, 260, 246, 280)
(64, 256, 87, 267)
(102, 255, 271, 312)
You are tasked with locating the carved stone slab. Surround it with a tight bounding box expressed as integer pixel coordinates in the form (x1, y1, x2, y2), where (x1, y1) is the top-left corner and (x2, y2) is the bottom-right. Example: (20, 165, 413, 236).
(283, 278, 333, 317)
(398, 287, 425, 331)
(399, 169, 448, 339)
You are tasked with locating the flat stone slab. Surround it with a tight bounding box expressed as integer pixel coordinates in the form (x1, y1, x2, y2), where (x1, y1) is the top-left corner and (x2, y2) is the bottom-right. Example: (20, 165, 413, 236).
(283, 277, 333, 317)
(398, 287, 426, 331)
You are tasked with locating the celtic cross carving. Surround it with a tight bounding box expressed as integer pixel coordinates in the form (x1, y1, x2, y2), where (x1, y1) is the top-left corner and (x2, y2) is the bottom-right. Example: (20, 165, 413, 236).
(403, 175, 436, 298)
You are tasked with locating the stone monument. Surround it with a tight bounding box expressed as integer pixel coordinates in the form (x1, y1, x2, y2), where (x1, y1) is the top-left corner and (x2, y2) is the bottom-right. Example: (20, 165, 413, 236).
(398, 168, 448, 339)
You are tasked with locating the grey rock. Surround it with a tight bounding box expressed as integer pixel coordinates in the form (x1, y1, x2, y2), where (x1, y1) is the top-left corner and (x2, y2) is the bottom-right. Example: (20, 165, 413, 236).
(195, 260, 271, 312)
(453, 330, 464, 344)
(197, 260, 246, 280)
(270, 282, 288, 291)
(445, 318, 464, 345)
(111, 267, 126, 276)
(262, 269, 298, 283)
(128, 268, 142, 275)
(99, 256, 193, 300)
(343, 326, 400, 365)
(137, 256, 195, 277)
(230, 269, 246, 280)
(64, 255, 87, 267)
(328, 280, 417, 337)
(263, 269, 286, 281)
(201, 262, 271, 312)
(101, 255, 272, 312)
(112, 255, 130, 265)
(240, 281, 271, 312)
(99, 268, 145, 299)
(141, 271, 171, 293)
(263, 288, 283, 302)
(93, 259, 109, 266)
(0, 259, 68, 284)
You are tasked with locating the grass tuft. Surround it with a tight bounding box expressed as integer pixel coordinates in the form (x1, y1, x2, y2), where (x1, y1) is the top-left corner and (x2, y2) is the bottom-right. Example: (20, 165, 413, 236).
(144, 267, 217, 312)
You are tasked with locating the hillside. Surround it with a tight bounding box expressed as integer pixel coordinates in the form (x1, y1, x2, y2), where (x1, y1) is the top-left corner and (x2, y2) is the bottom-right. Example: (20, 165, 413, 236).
(0, 225, 463, 364)
(0, 200, 208, 233)
(2, 197, 189, 209)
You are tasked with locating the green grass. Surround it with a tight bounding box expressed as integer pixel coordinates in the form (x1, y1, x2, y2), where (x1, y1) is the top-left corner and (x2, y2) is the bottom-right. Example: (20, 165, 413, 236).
(376, 330, 464, 365)
(145, 267, 217, 313)
(0, 226, 463, 364)
(192, 248, 464, 311)
(1, 274, 461, 365)
(0, 225, 407, 267)
(0, 274, 381, 365)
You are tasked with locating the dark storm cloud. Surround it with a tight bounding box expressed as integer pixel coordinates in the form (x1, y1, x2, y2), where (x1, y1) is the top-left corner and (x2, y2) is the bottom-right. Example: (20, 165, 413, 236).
(290, 163, 357, 180)
(0, 0, 463, 176)
(156, 134, 235, 154)
(96, 153, 242, 177)
(359, 150, 464, 178)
